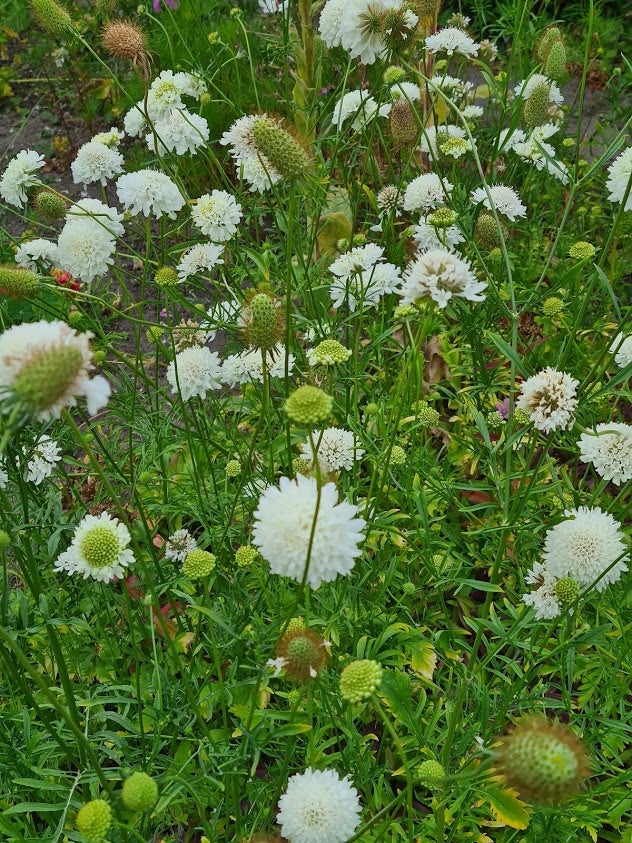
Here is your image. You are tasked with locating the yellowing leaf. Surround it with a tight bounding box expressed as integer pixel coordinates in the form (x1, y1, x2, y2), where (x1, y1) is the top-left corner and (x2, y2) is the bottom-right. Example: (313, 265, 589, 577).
(410, 642, 437, 680)
(480, 784, 530, 830)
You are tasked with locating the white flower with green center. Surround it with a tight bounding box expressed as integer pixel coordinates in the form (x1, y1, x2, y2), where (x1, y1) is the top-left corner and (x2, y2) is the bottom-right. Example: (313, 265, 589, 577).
(147, 108, 210, 156)
(148, 70, 184, 118)
(470, 184, 527, 221)
(300, 428, 364, 473)
(400, 247, 486, 309)
(516, 367, 578, 433)
(191, 190, 243, 241)
(424, 26, 479, 57)
(71, 140, 124, 186)
(403, 173, 454, 213)
(22, 435, 62, 485)
(54, 512, 135, 582)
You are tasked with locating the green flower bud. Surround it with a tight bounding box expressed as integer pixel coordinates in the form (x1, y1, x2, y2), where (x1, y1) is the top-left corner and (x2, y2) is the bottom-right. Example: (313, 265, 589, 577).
(513, 407, 532, 425)
(93, 349, 106, 366)
(0, 266, 39, 300)
(568, 241, 596, 261)
(146, 325, 165, 343)
(383, 65, 407, 85)
(75, 799, 112, 843)
(29, 0, 72, 34)
(475, 212, 507, 251)
(308, 339, 352, 367)
(292, 456, 311, 475)
(225, 459, 241, 477)
(34, 189, 67, 219)
(545, 40, 567, 80)
(388, 444, 406, 465)
(427, 208, 458, 229)
(416, 760, 445, 788)
(154, 266, 179, 287)
(244, 292, 281, 351)
(402, 580, 415, 594)
(523, 82, 554, 129)
(339, 659, 383, 703)
(235, 544, 258, 567)
(555, 577, 579, 604)
(67, 310, 83, 327)
(542, 296, 564, 317)
(0, 530, 11, 550)
(413, 400, 439, 428)
(285, 385, 333, 426)
(13, 344, 84, 414)
(251, 116, 311, 180)
(122, 771, 159, 813)
(182, 549, 216, 579)
(394, 304, 417, 320)
(486, 409, 505, 429)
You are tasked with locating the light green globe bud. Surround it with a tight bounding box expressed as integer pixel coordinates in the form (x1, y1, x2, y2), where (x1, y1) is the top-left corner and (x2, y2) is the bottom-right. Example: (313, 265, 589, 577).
(154, 266, 178, 288)
(428, 208, 458, 229)
(75, 799, 112, 843)
(292, 456, 311, 475)
(93, 349, 107, 366)
(286, 616, 305, 633)
(122, 771, 159, 813)
(394, 304, 417, 321)
(402, 580, 416, 595)
(568, 241, 596, 261)
(555, 577, 580, 604)
(475, 212, 506, 250)
(388, 445, 407, 466)
(225, 459, 241, 477)
(339, 659, 383, 703)
(146, 325, 165, 343)
(13, 345, 84, 415)
(0, 530, 11, 550)
(523, 81, 554, 128)
(29, 0, 72, 34)
(235, 544, 258, 567)
(414, 401, 440, 428)
(542, 296, 564, 317)
(251, 117, 311, 180)
(487, 247, 503, 263)
(351, 233, 368, 247)
(416, 760, 445, 788)
(513, 408, 532, 425)
(285, 385, 333, 426)
(308, 339, 352, 367)
(80, 527, 119, 570)
(287, 689, 301, 706)
(182, 549, 216, 579)
(0, 266, 39, 300)
(486, 409, 506, 429)
(34, 189, 66, 219)
(364, 403, 380, 416)
(67, 310, 83, 327)
(383, 65, 407, 85)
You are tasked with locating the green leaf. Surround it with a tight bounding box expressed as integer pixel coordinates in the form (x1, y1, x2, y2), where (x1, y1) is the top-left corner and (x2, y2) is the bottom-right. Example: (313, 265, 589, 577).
(480, 783, 530, 829)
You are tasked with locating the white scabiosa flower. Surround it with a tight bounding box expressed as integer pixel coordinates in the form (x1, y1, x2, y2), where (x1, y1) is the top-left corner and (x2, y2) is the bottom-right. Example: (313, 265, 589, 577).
(391, 81, 421, 102)
(578, 423, 632, 486)
(71, 140, 124, 186)
(543, 507, 627, 590)
(147, 108, 210, 156)
(56, 219, 116, 284)
(15, 238, 59, 271)
(413, 216, 464, 251)
(0, 149, 45, 208)
(177, 242, 224, 281)
(419, 124, 467, 158)
(0, 319, 110, 419)
(23, 435, 62, 485)
(523, 561, 561, 620)
(424, 26, 479, 57)
(513, 74, 563, 106)
(220, 344, 295, 386)
(148, 69, 185, 118)
(166, 346, 223, 401)
(470, 184, 527, 221)
(191, 190, 242, 242)
(66, 198, 125, 238)
(300, 428, 364, 473)
(605, 146, 632, 212)
(0, 460, 7, 489)
(116, 169, 186, 219)
(400, 248, 485, 309)
(609, 332, 632, 368)
(252, 474, 366, 589)
(337, 0, 398, 65)
(516, 368, 578, 433)
(277, 767, 362, 843)
(512, 124, 569, 184)
(91, 127, 125, 147)
(220, 114, 283, 192)
(164, 528, 197, 563)
(172, 71, 207, 100)
(328, 243, 401, 312)
(54, 512, 135, 582)
(318, 0, 348, 48)
(403, 173, 453, 213)
(331, 90, 390, 131)
(124, 101, 148, 138)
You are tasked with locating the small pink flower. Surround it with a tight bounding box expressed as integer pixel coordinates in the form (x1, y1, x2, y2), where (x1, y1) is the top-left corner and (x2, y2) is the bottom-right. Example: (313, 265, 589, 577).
(496, 398, 510, 419)
(153, 0, 179, 11)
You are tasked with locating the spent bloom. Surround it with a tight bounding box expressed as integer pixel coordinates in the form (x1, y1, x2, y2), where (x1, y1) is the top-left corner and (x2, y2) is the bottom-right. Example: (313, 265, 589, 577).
(23, 435, 62, 485)
(300, 428, 364, 473)
(400, 248, 486, 309)
(419, 124, 467, 158)
(425, 27, 479, 57)
(277, 768, 362, 843)
(252, 474, 366, 589)
(54, 512, 135, 582)
(0, 320, 110, 419)
(166, 346, 223, 401)
(578, 423, 632, 486)
(164, 528, 197, 563)
(191, 190, 242, 242)
(336, 0, 409, 65)
(220, 114, 283, 192)
(609, 332, 632, 368)
(71, 139, 124, 186)
(0, 149, 45, 208)
(116, 169, 185, 218)
(516, 368, 578, 433)
(470, 184, 527, 221)
(606, 146, 632, 211)
(403, 173, 453, 213)
(543, 506, 627, 590)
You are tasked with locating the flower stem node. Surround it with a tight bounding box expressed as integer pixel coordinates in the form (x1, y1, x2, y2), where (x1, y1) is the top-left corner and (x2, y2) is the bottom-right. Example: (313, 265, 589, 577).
(340, 659, 383, 702)
(285, 385, 333, 426)
(0, 266, 39, 300)
(29, 0, 72, 33)
(554, 577, 580, 604)
(416, 759, 445, 788)
(75, 799, 112, 843)
(182, 549, 216, 579)
(251, 117, 311, 180)
(122, 771, 159, 813)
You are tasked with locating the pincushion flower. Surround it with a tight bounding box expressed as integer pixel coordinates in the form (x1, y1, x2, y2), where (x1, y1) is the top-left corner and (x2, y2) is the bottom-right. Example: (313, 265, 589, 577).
(191, 190, 242, 241)
(400, 248, 485, 308)
(177, 243, 224, 281)
(542, 507, 627, 590)
(403, 173, 453, 212)
(147, 108, 209, 156)
(221, 345, 294, 386)
(523, 561, 561, 620)
(331, 90, 390, 131)
(424, 26, 479, 57)
(413, 216, 464, 251)
(318, 0, 348, 48)
(71, 139, 124, 186)
(23, 435, 62, 485)
(328, 243, 401, 312)
(15, 238, 59, 271)
(252, 474, 366, 589)
(336, 0, 401, 65)
(512, 125, 569, 184)
(116, 169, 185, 218)
(470, 184, 527, 221)
(56, 219, 116, 284)
(516, 368, 578, 433)
(277, 768, 362, 843)
(609, 332, 632, 368)
(164, 528, 197, 563)
(0, 319, 110, 419)
(54, 512, 135, 582)
(419, 124, 467, 158)
(578, 423, 632, 486)
(166, 346, 223, 401)
(300, 428, 364, 473)
(65, 198, 125, 238)
(606, 146, 632, 211)
(0, 149, 45, 208)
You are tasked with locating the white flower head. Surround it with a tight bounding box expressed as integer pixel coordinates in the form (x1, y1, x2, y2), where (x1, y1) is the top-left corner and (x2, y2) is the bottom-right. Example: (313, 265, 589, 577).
(391, 81, 421, 102)
(543, 507, 627, 590)
(609, 332, 632, 368)
(331, 90, 390, 131)
(66, 197, 125, 238)
(0, 319, 110, 419)
(413, 216, 464, 251)
(523, 561, 561, 620)
(400, 248, 485, 309)
(56, 220, 116, 284)
(148, 69, 185, 118)
(470, 184, 527, 221)
(0, 149, 45, 208)
(0, 460, 7, 489)
(124, 101, 148, 138)
(252, 474, 366, 589)
(54, 512, 135, 582)
(512, 125, 569, 184)
(164, 528, 197, 563)
(277, 767, 362, 843)
(166, 346, 223, 401)
(23, 435, 62, 485)
(116, 169, 185, 218)
(71, 140, 124, 186)
(403, 173, 453, 213)
(425, 26, 479, 57)
(578, 423, 632, 486)
(15, 239, 59, 271)
(147, 108, 210, 156)
(516, 368, 578, 433)
(191, 190, 242, 242)
(91, 127, 125, 147)
(337, 0, 399, 65)
(172, 71, 207, 99)
(177, 242, 224, 281)
(606, 146, 632, 212)
(318, 0, 348, 47)
(301, 428, 364, 473)
(221, 344, 294, 386)
(328, 243, 401, 312)
(419, 124, 467, 158)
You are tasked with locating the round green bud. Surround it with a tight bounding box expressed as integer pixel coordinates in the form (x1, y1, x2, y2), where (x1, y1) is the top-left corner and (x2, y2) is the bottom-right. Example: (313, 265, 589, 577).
(67, 310, 83, 327)
(285, 385, 333, 426)
(427, 208, 458, 229)
(0, 266, 39, 300)
(388, 445, 406, 466)
(0, 530, 11, 550)
(513, 408, 532, 425)
(292, 456, 311, 475)
(235, 544, 258, 568)
(413, 401, 439, 428)
(394, 304, 417, 321)
(568, 241, 596, 261)
(308, 339, 351, 367)
(287, 689, 301, 706)
(364, 402, 380, 416)
(182, 549, 216, 579)
(146, 325, 165, 343)
(75, 799, 112, 843)
(92, 350, 106, 366)
(383, 65, 407, 85)
(486, 409, 506, 429)
(286, 616, 305, 633)
(122, 771, 159, 813)
(402, 581, 416, 595)
(416, 760, 445, 787)
(542, 296, 564, 317)
(555, 577, 580, 604)
(339, 659, 383, 703)
(154, 266, 178, 287)
(225, 459, 241, 477)
(34, 189, 67, 219)
(487, 247, 503, 263)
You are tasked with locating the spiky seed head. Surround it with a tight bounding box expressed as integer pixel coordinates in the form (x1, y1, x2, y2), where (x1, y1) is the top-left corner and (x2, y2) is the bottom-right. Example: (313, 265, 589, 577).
(12, 345, 84, 413)
(101, 19, 149, 73)
(390, 99, 419, 148)
(475, 212, 507, 251)
(276, 627, 328, 681)
(545, 40, 567, 80)
(243, 292, 281, 351)
(29, 0, 72, 34)
(251, 117, 311, 181)
(537, 27, 562, 62)
(523, 81, 554, 129)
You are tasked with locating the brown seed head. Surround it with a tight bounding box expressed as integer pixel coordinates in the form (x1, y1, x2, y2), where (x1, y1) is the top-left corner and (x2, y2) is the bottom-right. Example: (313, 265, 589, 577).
(101, 19, 149, 73)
